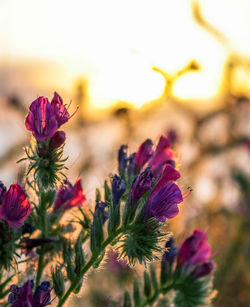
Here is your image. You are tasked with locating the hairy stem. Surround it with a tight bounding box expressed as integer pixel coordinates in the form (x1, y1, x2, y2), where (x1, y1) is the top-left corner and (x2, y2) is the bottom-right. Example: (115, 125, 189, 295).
(57, 227, 123, 307)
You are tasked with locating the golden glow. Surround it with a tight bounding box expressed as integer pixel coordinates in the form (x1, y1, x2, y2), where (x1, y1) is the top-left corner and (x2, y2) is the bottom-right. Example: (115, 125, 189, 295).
(1, 0, 250, 109)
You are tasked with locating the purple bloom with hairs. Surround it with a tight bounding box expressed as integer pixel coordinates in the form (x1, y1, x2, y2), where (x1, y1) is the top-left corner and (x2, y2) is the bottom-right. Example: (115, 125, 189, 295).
(25, 97, 58, 142)
(95, 201, 108, 224)
(143, 165, 183, 222)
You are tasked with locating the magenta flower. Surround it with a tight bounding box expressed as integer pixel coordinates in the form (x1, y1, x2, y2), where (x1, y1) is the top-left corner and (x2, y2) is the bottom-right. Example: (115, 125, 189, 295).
(143, 165, 183, 222)
(25, 97, 58, 142)
(49, 130, 66, 149)
(177, 230, 211, 269)
(8, 280, 52, 307)
(54, 178, 86, 211)
(51, 92, 70, 127)
(135, 139, 153, 173)
(0, 184, 31, 229)
(148, 136, 173, 174)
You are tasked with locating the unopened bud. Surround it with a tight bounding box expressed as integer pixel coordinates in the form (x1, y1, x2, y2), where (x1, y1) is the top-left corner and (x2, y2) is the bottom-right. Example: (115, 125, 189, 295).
(50, 131, 66, 149)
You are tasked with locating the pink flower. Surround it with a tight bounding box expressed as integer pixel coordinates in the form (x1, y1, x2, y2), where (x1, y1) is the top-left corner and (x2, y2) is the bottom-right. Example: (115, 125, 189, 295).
(135, 139, 153, 173)
(25, 97, 58, 142)
(148, 136, 173, 173)
(51, 92, 70, 127)
(54, 179, 86, 211)
(0, 184, 31, 229)
(25, 93, 74, 142)
(178, 230, 211, 269)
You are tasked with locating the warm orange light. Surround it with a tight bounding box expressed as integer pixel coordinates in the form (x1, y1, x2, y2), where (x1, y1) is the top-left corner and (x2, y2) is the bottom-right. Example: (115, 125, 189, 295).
(1, 0, 250, 108)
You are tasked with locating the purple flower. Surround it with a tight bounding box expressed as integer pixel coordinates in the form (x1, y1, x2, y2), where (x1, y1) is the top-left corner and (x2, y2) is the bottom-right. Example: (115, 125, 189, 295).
(192, 261, 214, 278)
(8, 280, 52, 307)
(130, 167, 153, 206)
(106, 249, 129, 273)
(54, 179, 86, 211)
(25, 97, 58, 142)
(112, 175, 126, 205)
(143, 165, 183, 222)
(144, 181, 183, 222)
(177, 230, 211, 269)
(162, 237, 178, 266)
(0, 184, 31, 229)
(49, 131, 66, 149)
(148, 136, 173, 174)
(51, 92, 70, 127)
(135, 139, 153, 173)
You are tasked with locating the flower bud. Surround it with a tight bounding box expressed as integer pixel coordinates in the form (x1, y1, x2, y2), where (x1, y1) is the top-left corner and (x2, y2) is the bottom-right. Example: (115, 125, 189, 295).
(192, 261, 214, 278)
(112, 175, 126, 205)
(50, 131, 66, 149)
(135, 139, 153, 173)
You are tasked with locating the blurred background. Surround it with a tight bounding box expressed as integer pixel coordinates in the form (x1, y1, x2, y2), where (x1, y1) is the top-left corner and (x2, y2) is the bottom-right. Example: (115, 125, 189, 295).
(0, 0, 250, 306)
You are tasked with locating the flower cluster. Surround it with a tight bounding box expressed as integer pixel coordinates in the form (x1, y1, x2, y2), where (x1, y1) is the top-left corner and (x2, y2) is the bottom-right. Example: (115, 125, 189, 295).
(0, 93, 216, 307)
(25, 92, 70, 143)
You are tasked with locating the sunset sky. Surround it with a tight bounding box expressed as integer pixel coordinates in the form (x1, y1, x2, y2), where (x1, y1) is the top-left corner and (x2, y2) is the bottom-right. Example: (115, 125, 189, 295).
(1, 0, 250, 108)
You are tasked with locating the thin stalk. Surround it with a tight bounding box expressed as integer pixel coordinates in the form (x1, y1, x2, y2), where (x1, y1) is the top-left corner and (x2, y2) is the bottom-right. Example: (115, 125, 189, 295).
(57, 227, 123, 307)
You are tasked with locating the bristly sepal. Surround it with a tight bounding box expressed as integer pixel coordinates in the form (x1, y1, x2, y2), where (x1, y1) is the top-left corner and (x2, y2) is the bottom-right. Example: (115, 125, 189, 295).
(120, 217, 166, 265)
(21, 140, 68, 190)
(174, 276, 214, 307)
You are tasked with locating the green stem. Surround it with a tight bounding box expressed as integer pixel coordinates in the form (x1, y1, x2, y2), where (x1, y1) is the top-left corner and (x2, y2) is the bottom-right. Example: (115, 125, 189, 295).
(35, 190, 48, 288)
(57, 227, 123, 307)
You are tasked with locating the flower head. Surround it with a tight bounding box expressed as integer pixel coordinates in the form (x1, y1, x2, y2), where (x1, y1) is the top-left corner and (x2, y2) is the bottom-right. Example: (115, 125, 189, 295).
(25, 97, 58, 142)
(0, 184, 31, 229)
(177, 229, 211, 269)
(143, 165, 183, 222)
(8, 280, 52, 307)
(54, 179, 86, 211)
(51, 92, 70, 127)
